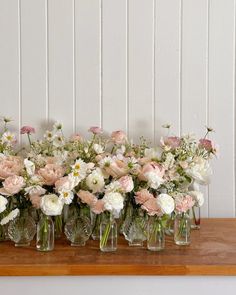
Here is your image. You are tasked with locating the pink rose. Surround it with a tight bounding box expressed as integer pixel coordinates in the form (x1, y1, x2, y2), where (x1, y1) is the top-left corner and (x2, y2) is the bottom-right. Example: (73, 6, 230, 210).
(141, 198, 161, 216)
(70, 133, 83, 142)
(135, 189, 154, 205)
(118, 175, 134, 193)
(91, 200, 105, 214)
(105, 160, 127, 178)
(38, 164, 65, 186)
(161, 136, 181, 149)
(29, 194, 41, 209)
(88, 126, 103, 134)
(0, 156, 23, 179)
(77, 190, 97, 206)
(175, 195, 195, 213)
(111, 130, 127, 144)
(20, 126, 35, 134)
(0, 175, 25, 196)
(138, 162, 165, 182)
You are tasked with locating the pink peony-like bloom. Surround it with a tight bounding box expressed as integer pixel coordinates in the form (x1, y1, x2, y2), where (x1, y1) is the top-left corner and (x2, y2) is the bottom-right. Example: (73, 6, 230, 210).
(70, 133, 83, 142)
(199, 138, 218, 155)
(20, 126, 35, 134)
(135, 189, 154, 205)
(45, 157, 57, 165)
(0, 175, 25, 196)
(175, 195, 195, 213)
(105, 160, 127, 178)
(118, 175, 134, 193)
(29, 194, 41, 209)
(91, 199, 105, 214)
(161, 136, 181, 149)
(38, 164, 65, 186)
(88, 126, 103, 134)
(138, 161, 165, 182)
(111, 130, 127, 144)
(0, 156, 23, 179)
(77, 190, 97, 206)
(141, 198, 161, 216)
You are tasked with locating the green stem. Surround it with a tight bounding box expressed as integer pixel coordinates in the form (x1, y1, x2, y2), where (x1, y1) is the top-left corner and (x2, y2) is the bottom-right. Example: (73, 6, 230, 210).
(27, 133, 32, 146)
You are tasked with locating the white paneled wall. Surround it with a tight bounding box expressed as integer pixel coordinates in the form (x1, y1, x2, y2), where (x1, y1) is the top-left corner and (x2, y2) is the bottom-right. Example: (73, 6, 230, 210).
(0, 0, 235, 217)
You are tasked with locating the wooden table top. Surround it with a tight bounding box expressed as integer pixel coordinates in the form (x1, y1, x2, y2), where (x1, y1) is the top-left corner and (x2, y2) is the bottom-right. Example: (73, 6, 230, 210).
(0, 218, 236, 276)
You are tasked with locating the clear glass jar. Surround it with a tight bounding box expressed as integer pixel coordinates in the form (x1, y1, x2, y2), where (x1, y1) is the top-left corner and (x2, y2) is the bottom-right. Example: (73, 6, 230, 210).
(8, 209, 36, 247)
(190, 206, 201, 229)
(36, 214, 54, 251)
(165, 212, 175, 236)
(100, 213, 117, 252)
(147, 216, 165, 251)
(91, 211, 103, 240)
(54, 215, 63, 239)
(174, 212, 191, 245)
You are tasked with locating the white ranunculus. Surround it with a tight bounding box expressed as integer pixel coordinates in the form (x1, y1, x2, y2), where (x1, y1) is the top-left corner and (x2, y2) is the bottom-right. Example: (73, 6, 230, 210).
(156, 193, 175, 215)
(0, 195, 8, 213)
(0, 208, 19, 225)
(86, 169, 105, 193)
(24, 159, 35, 176)
(186, 158, 212, 185)
(40, 194, 63, 216)
(103, 192, 124, 218)
(144, 171, 164, 189)
(93, 144, 104, 154)
(188, 191, 204, 207)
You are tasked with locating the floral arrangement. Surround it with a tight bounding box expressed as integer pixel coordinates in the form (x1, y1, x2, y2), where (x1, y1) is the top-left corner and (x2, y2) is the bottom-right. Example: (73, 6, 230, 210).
(0, 117, 218, 251)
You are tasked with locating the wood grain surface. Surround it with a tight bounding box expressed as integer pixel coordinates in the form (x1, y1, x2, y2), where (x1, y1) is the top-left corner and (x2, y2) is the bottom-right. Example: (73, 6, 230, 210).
(0, 218, 236, 276)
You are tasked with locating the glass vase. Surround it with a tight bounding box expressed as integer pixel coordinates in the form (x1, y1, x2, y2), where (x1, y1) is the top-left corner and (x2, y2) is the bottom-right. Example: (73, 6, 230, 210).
(190, 206, 201, 229)
(174, 212, 191, 245)
(8, 209, 36, 247)
(165, 212, 175, 236)
(147, 216, 165, 251)
(91, 211, 103, 240)
(36, 214, 54, 251)
(64, 215, 92, 246)
(0, 224, 9, 242)
(54, 215, 63, 239)
(100, 213, 117, 252)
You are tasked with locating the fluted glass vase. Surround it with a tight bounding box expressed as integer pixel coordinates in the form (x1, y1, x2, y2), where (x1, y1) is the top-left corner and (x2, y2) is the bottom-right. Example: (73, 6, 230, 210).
(36, 214, 54, 251)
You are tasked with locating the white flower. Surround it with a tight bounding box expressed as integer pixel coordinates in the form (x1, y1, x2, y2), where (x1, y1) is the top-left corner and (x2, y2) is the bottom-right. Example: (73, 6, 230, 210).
(144, 148, 161, 160)
(86, 169, 105, 193)
(186, 158, 212, 185)
(24, 159, 35, 176)
(103, 192, 124, 218)
(116, 145, 126, 155)
(53, 134, 65, 147)
(71, 159, 88, 181)
(53, 150, 68, 165)
(59, 190, 74, 205)
(99, 156, 113, 168)
(163, 153, 175, 170)
(24, 185, 46, 196)
(156, 194, 175, 215)
(40, 194, 63, 216)
(188, 191, 204, 207)
(93, 144, 104, 154)
(67, 173, 81, 188)
(1, 132, 16, 146)
(0, 195, 8, 213)
(105, 181, 122, 193)
(44, 130, 54, 141)
(144, 171, 164, 189)
(0, 208, 19, 225)
(53, 121, 63, 131)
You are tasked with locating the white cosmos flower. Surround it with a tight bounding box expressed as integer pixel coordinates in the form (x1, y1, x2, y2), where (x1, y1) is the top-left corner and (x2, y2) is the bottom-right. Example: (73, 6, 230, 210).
(99, 156, 113, 169)
(103, 192, 124, 218)
(71, 159, 88, 181)
(188, 191, 204, 207)
(44, 130, 54, 142)
(144, 171, 164, 189)
(1, 132, 17, 146)
(86, 169, 105, 193)
(156, 194, 175, 215)
(93, 144, 104, 154)
(59, 190, 74, 205)
(40, 194, 64, 216)
(53, 134, 65, 147)
(0, 195, 8, 213)
(53, 121, 63, 131)
(24, 159, 35, 176)
(186, 158, 212, 185)
(0, 208, 19, 225)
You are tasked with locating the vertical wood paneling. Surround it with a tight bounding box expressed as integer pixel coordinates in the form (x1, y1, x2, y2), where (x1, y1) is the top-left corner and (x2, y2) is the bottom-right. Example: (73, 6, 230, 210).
(75, 0, 100, 136)
(21, 0, 46, 139)
(155, 0, 181, 142)
(48, 0, 74, 136)
(0, 0, 20, 134)
(128, 0, 154, 143)
(181, 0, 209, 216)
(102, 0, 127, 134)
(208, 0, 235, 217)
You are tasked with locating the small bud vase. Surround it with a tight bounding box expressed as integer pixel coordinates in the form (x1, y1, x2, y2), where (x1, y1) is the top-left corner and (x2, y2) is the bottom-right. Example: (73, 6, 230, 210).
(100, 212, 117, 252)
(36, 214, 54, 251)
(174, 212, 191, 246)
(190, 206, 201, 229)
(147, 216, 165, 251)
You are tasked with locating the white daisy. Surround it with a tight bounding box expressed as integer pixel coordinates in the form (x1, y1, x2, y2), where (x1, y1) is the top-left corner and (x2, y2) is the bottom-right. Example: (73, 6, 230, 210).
(59, 190, 74, 205)
(0, 208, 19, 225)
(1, 132, 17, 146)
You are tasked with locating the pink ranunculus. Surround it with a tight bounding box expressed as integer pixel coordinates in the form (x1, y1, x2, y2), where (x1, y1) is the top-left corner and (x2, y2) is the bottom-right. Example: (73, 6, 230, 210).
(0, 175, 25, 196)
(91, 200, 105, 214)
(38, 164, 65, 186)
(141, 198, 161, 216)
(70, 133, 83, 142)
(20, 126, 35, 134)
(161, 136, 181, 149)
(111, 130, 127, 144)
(77, 190, 97, 206)
(29, 194, 41, 209)
(135, 189, 154, 205)
(175, 195, 195, 213)
(0, 156, 24, 179)
(138, 161, 165, 182)
(105, 160, 127, 178)
(88, 126, 103, 134)
(118, 175, 134, 193)
(199, 138, 218, 155)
